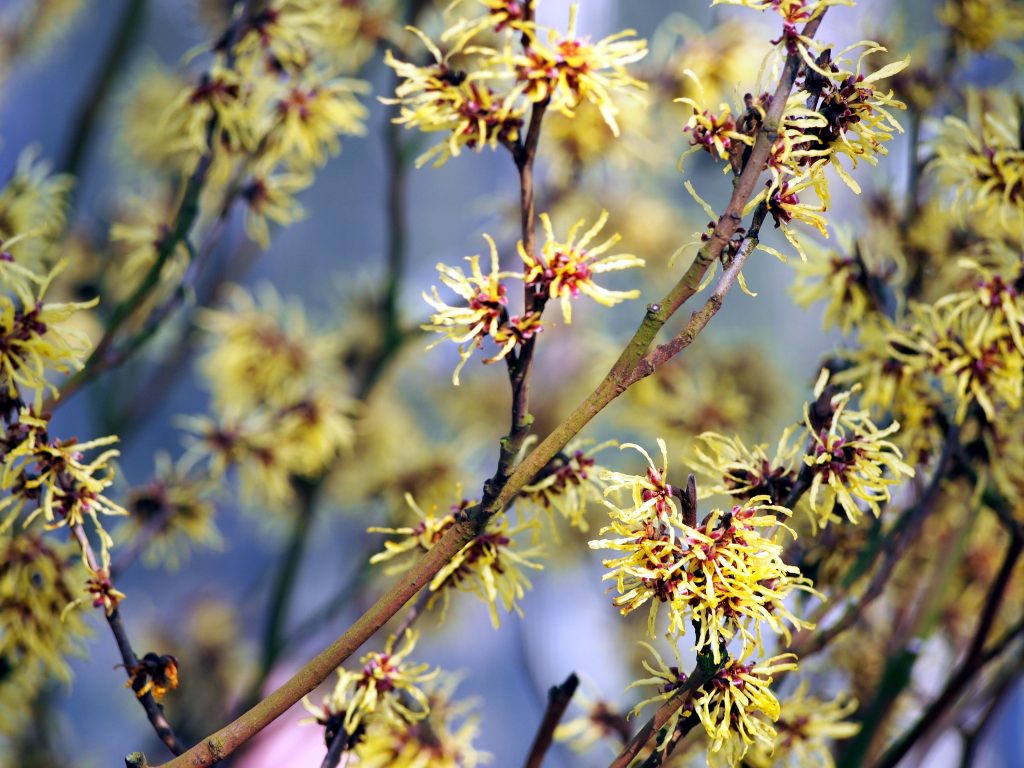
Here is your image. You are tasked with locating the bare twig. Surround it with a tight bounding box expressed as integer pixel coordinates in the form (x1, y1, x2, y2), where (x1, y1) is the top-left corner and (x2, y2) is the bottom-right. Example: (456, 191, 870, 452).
(523, 672, 579, 768)
(72, 525, 185, 757)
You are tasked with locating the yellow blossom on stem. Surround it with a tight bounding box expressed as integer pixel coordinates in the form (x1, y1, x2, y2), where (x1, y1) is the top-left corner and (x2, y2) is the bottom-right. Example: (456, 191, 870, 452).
(520, 211, 643, 324)
(692, 654, 799, 764)
(506, 3, 647, 135)
(802, 375, 914, 526)
(429, 512, 542, 628)
(423, 235, 540, 384)
(371, 490, 543, 627)
(520, 438, 615, 532)
(303, 629, 438, 736)
(591, 441, 815, 659)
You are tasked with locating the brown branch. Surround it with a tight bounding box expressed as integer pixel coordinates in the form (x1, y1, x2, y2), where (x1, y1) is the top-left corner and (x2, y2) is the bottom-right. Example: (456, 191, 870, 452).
(609, 664, 718, 768)
(870, 524, 1023, 768)
(72, 525, 185, 757)
(523, 672, 579, 768)
(149, 13, 827, 768)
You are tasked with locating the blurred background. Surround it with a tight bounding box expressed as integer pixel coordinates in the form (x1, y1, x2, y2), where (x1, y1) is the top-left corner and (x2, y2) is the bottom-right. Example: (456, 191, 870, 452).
(2, 0, 1021, 766)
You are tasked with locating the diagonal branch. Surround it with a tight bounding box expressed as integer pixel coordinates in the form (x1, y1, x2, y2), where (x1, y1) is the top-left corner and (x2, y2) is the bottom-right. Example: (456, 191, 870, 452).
(148, 13, 827, 768)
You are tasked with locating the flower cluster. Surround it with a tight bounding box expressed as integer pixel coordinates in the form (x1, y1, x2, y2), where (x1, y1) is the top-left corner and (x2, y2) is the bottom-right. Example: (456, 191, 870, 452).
(589, 441, 814, 660)
(423, 212, 641, 383)
(802, 375, 915, 526)
(113, 0, 373, 261)
(181, 284, 355, 510)
(370, 491, 542, 627)
(384, 2, 647, 167)
(303, 630, 437, 739)
(680, 15, 908, 261)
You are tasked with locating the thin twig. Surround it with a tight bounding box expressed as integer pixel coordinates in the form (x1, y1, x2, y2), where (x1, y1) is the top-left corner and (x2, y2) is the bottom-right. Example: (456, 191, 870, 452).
(523, 672, 579, 768)
(608, 664, 718, 768)
(870, 525, 1023, 768)
(60, 0, 148, 185)
(72, 525, 185, 757)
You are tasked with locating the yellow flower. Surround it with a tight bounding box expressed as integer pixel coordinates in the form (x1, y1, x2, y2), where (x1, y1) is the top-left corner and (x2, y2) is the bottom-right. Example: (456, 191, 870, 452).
(790, 233, 883, 333)
(371, 490, 543, 627)
(555, 693, 630, 755)
(932, 89, 1024, 237)
(197, 283, 341, 415)
(505, 4, 647, 136)
(520, 438, 615, 532)
(744, 681, 860, 768)
(692, 654, 799, 764)
(592, 441, 815, 659)
(677, 98, 754, 167)
(355, 677, 489, 768)
(240, 170, 311, 248)
(422, 235, 540, 384)
(802, 375, 915, 526)
(0, 532, 91, 735)
(120, 453, 221, 570)
(1, 429, 127, 565)
(430, 513, 542, 628)
(264, 75, 369, 170)
(383, 31, 525, 168)
(442, 0, 536, 49)
(937, 0, 1024, 53)
(0, 280, 97, 408)
(686, 429, 802, 506)
(303, 629, 438, 735)
(520, 211, 643, 324)
(0, 147, 73, 270)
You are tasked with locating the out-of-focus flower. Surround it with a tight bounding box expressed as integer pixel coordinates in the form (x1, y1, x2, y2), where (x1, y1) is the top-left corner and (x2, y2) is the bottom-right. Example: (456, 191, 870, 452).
(240, 170, 310, 248)
(197, 283, 342, 415)
(521, 211, 643, 324)
(120, 453, 221, 569)
(937, 0, 1024, 54)
(932, 90, 1024, 237)
(0, 532, 90, 736)
(743, 681, 860, 767)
